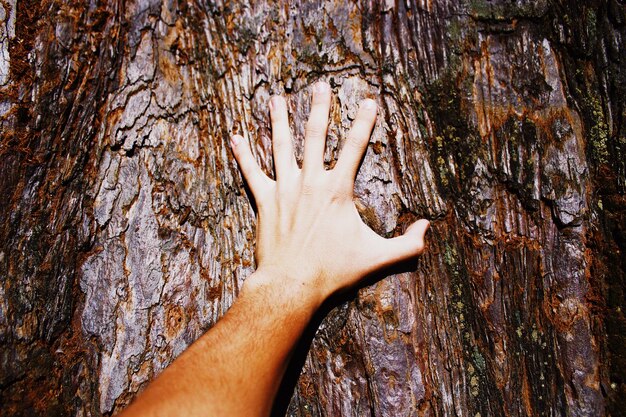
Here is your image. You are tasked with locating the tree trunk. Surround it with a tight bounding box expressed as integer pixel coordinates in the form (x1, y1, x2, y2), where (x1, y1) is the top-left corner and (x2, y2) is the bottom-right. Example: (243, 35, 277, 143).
(1, 0, 624, 416)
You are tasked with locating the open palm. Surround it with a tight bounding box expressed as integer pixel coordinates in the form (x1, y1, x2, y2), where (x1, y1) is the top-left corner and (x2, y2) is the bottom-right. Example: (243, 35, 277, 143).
(231, 82, 429, 302)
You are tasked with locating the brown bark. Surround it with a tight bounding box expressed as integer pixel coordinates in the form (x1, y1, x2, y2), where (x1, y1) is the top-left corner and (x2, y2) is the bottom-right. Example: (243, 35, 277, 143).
(1, 0, 624, 416)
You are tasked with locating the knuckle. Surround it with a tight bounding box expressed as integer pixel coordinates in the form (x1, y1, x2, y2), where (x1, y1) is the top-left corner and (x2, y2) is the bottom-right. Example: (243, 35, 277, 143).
(305, 121, 327, 138)
(300, 175, 323, 195)
(344, 136, 365, 152)
(272, 136, 289, 150)
(301, 184, 315, 196)
(329, 189, 347, 203)
(253, 192, 270, 213)
(329, 181, 350, 200)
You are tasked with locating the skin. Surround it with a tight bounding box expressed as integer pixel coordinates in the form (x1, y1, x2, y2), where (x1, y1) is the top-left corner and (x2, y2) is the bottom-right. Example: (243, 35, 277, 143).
(120, 81, 429, 417)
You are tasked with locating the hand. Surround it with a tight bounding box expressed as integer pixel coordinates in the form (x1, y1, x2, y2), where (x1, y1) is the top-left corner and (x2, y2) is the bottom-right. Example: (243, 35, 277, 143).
(231, 81, 429, 304)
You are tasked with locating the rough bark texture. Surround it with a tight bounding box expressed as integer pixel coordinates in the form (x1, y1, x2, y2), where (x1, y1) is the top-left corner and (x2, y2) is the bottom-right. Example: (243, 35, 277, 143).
(1, 0, 625, 416)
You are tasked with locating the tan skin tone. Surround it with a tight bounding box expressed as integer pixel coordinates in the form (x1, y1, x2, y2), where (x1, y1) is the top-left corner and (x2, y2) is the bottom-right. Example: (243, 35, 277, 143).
(119, 82, 429, 417)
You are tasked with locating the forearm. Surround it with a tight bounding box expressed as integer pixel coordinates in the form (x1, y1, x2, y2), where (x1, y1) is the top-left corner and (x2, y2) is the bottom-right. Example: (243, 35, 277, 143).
(120, 271, 323, 417)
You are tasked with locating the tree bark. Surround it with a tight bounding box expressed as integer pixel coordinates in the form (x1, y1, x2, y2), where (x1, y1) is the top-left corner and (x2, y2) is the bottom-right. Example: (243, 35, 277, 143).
(1, 0, 624, 416)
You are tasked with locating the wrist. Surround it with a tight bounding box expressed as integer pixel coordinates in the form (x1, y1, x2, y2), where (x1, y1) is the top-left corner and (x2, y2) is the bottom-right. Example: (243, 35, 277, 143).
(242, 268, 327, 314)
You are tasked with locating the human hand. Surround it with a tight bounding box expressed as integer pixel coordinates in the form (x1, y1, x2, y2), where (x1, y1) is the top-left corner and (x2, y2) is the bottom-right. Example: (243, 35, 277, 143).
(231, 81, 429, 305)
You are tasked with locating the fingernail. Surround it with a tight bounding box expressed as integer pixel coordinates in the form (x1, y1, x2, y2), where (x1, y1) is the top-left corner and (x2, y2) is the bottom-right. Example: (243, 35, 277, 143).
(270, 95, 282, 110)
(231, 135, 242, 147)
(314, 81, 329, 93)
(362, 99, 377, 110)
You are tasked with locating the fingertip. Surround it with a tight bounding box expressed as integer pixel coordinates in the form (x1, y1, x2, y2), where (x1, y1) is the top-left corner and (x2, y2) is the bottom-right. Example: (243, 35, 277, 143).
(269, 96, 289, 125)
(404, 219, 430, 255)
(417, 220, 430, 253)
(311, 82, 331, 105)
(231, 134, 244, 149)
(313, 81, 330, 94)
(270, 95, 285, 110)
(361, 98, 377, 111)
(407, 219, 430, 235)
(407, 219, 430, 233)
(355, 99, 377, 128)
(418, 219, 431, 235)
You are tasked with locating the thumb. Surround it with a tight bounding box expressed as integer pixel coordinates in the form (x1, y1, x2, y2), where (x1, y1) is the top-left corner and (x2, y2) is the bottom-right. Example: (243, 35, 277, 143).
(378, 219, 430, 267)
